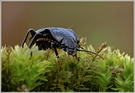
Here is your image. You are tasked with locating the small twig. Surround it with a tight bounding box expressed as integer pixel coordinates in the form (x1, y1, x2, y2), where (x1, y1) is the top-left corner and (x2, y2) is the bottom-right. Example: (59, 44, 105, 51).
(92, 42, 107, 61)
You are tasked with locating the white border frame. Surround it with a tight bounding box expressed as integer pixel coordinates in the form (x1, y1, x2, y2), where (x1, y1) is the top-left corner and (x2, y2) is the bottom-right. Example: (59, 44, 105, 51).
(0, 0, 134, 92)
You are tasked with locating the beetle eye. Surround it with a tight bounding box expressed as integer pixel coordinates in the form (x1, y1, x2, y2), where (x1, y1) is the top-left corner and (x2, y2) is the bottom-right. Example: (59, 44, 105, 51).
(65, 46, 68, 48)
(61, 44, 67, 48)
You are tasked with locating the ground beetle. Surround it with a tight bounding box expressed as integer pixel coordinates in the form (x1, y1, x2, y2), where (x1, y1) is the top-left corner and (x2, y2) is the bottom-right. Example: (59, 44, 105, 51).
(22, 27, 103, 60)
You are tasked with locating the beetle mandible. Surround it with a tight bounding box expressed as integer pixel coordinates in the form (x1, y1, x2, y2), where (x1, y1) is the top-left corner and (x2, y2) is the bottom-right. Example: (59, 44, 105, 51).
(22, 27, 103, 60)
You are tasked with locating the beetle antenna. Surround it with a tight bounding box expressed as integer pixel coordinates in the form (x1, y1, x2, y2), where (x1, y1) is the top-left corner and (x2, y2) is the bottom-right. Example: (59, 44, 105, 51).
(77, 48, 104, 59)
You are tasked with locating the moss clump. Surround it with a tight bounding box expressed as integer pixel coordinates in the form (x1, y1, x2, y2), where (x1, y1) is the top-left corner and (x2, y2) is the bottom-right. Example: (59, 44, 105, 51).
(1, 39, 134, 92)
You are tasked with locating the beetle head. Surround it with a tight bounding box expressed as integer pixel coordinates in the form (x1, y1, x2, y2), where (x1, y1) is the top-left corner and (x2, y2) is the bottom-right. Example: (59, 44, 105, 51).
(61, 37, 78, 56)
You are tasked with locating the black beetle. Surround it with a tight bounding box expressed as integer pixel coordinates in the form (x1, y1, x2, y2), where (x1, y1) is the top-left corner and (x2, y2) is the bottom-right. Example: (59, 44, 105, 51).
(22, 27, 103, 60)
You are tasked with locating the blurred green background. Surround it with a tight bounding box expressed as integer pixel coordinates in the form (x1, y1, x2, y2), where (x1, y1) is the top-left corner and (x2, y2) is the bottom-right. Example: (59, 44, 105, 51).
(2, 2, 133, 57)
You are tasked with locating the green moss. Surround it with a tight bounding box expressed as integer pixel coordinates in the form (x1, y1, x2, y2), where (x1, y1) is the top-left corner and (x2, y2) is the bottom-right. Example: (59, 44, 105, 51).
(1, 40, 134, 92)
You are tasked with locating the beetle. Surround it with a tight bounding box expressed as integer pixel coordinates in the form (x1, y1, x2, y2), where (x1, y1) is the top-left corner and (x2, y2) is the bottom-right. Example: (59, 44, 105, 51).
(22, 27, 103, 60)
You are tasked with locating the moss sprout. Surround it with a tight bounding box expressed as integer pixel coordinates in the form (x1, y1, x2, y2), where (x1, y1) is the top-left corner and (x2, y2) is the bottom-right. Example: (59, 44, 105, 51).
(1, 38, 134, 92)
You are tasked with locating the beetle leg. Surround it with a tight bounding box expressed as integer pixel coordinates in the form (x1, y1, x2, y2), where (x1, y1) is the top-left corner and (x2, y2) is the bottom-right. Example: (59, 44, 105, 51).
(52, 44, 59, 58)
(74, 55, 80, 61)
(22, 29, 36, 47)
(28, 34, 43, 48)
